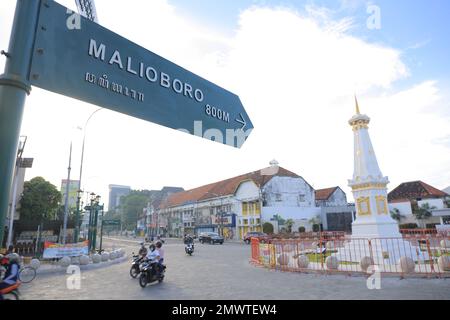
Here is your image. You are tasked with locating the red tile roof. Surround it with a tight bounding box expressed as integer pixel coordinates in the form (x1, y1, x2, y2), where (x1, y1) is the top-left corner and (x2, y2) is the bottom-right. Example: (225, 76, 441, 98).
(315, 187, 339, 201)
(388, 181, 448, 202)
(161, 166, 301, 209)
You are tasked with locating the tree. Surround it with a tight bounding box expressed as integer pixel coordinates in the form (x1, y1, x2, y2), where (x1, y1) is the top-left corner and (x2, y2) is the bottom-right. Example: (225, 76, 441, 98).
(271, 214, 285, 226)
(309, 215, 322, 232)
(285, 219, 295, 233)
(20, 177, 61, 222)
(390, 208, 405, 222)
(119, 190, 150, 230)
(412, 203, 436, 228)
(263, 222, 274, 234)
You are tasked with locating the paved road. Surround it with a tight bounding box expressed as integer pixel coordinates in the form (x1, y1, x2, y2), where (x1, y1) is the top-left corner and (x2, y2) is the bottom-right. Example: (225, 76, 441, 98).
(19, 238, 450, 300)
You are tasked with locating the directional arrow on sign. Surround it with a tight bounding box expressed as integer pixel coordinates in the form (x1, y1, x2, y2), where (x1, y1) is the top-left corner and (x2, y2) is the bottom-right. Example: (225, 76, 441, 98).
(235, 113, 247, 130)
(29, 1, 253, 148)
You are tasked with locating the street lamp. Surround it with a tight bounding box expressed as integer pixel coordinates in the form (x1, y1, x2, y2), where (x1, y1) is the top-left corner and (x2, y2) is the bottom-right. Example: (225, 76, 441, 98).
(75, 108, 103, 243)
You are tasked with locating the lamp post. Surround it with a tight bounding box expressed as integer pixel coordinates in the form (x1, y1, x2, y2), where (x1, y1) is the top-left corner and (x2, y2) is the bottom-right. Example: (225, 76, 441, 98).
(92, 195, 101, 252)
(75, 108, 103, 243)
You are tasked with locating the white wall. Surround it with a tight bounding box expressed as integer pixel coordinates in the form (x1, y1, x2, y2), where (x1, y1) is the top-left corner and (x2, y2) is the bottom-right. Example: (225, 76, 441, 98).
(389, 202, 413, 215)
(261, 206, 320, 222)
(418, 198, 445, 210)
(262, 176, 315, 207)
(235, 180, 260, 201)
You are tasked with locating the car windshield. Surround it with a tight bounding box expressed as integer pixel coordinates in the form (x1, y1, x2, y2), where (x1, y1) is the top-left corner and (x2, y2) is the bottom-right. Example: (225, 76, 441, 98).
(209, 233, 219, 236)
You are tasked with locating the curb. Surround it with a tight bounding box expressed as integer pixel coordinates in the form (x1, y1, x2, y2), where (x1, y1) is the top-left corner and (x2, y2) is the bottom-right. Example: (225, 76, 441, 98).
(34, 256, 129, 276)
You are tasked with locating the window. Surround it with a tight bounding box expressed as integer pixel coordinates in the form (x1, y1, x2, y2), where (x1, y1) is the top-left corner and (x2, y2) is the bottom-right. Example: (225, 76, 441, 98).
(298, 194, 306, 202)
(242, 203, 249, 216)
(276, 194, 282, 202)
(243, 219, 248, 225)
(255, 202, 261, 214)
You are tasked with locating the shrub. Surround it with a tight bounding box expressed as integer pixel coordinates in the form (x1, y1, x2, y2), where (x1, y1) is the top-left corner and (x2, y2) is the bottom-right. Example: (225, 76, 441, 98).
(400, 223, 419, 229)
(312, 224, 321, 232)
(298, 226, 306, 233)
(263, 222, 274, 234)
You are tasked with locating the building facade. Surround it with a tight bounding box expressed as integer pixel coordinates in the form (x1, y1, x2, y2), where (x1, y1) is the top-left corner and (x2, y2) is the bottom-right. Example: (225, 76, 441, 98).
(315, 187, 355, 232)
(158, 162, 337, 239)
(388, 181, 449, 228)
(108, 184, 131, 212)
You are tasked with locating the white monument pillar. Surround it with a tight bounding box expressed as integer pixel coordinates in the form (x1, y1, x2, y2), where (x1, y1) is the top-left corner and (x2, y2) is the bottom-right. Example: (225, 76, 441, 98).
(348, 97, 401, 238)
(334, 98, 428, 264)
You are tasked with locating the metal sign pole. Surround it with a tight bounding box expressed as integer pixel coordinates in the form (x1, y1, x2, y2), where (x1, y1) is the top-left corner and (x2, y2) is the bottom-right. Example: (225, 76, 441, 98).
(0, 0, 40, 247)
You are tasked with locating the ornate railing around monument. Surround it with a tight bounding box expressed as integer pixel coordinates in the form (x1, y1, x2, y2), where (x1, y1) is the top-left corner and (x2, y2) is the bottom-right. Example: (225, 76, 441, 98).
(250, 234, 450, 278)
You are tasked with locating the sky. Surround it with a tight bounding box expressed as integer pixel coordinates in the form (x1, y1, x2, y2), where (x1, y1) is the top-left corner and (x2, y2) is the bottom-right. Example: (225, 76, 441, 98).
(1, 0, 449, 210)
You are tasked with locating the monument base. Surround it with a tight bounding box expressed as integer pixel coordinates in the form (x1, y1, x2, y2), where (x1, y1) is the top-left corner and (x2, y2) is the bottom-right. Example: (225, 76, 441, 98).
(333, 218, 430, 264)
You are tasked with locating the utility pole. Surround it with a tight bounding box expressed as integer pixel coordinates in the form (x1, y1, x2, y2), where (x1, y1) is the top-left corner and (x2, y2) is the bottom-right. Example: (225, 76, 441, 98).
(0, 0, 40, 248)
(62, 142, 73, 245)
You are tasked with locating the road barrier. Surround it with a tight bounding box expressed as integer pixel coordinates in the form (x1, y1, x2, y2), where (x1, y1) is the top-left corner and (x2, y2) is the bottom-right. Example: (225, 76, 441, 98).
(250, 233, 450, 278)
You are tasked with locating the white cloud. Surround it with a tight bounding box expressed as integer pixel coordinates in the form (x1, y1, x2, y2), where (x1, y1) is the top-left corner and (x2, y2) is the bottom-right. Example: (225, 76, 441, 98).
(0, 0, 448, 208)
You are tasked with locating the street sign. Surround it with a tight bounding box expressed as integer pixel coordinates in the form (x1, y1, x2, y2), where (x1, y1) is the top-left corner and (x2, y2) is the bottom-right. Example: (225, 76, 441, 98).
(30, 1, 253, 148)
(19, 158, 34, 168)
(102, 219, 121, 226)
(75, 0, 99, 23)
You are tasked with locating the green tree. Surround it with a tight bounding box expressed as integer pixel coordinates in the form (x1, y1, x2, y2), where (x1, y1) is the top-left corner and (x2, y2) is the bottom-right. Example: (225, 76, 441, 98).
(285, 219, 295, 233)
(119, 190, 150, 230)
(19, 177, 61, 222)
(309, 214, 322, 232)
(412, 203, 436, 228)
(263, 222, 274, 234)
(390, 208, 405, 222)
(271, 214, 285, 226)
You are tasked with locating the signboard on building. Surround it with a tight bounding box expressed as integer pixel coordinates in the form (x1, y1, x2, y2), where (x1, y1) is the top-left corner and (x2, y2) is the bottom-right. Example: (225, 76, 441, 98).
(30, 1, 253, 148)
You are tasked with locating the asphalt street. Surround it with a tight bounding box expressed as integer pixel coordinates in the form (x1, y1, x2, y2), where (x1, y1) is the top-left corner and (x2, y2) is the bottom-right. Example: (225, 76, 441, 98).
(19, 238, 450, 300)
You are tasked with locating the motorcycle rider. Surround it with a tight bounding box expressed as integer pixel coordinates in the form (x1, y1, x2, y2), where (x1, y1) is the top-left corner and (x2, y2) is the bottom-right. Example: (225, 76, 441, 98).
(138, 242, 148, 258)
(184, 234, 194, 245)
(155, 241, 165, 274)
(145, 243, 163, 278)
(0, 253, 20, 300)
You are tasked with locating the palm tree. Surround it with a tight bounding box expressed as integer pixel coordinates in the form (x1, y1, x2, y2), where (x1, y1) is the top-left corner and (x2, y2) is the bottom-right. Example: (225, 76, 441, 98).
(285, 219, 295, 233)
(390, 208, 405, 222)
(412, 203, 436, 228)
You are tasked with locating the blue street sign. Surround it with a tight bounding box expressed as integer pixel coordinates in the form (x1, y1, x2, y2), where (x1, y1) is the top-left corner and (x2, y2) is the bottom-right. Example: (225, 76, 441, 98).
(30, 1, 253, 148)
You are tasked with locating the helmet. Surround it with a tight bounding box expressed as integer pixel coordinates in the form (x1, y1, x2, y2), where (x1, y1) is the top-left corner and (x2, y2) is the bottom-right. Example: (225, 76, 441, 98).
(155, 241, 162, 248)
(149, 244, 156, 251)
(7, 253, 20, 264)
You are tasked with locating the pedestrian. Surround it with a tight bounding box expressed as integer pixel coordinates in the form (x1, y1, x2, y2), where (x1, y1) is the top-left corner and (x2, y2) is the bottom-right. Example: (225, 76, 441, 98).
(6, 245, 14, 254)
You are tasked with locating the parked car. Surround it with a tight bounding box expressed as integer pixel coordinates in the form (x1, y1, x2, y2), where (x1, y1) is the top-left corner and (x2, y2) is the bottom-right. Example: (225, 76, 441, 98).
(199, 232, 224, 245)
(243, 232, 270, 244)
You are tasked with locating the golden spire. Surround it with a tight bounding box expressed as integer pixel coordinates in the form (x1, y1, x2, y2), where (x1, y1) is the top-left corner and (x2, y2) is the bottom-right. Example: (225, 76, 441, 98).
(355, 95, 361, 115)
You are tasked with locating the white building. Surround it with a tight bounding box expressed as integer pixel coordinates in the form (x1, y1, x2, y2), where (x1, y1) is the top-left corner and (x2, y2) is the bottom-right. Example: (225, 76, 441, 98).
(159, 161, 323, 239)
(388, 180, 449, 228)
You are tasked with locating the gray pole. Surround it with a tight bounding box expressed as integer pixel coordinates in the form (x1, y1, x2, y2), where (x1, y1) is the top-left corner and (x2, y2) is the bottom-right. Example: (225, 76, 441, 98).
(6, 166, 19, 248)
(62, 142, 73, 245)
(75, 107, 102, 243)
(0, 0, 40, 247)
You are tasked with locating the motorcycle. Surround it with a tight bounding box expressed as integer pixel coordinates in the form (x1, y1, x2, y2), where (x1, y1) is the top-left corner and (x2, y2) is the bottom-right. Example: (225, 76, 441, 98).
(185, 243, 194, 256)
(0, 281, 21, 300)
(139, 259, 166, 288)
(129, 253, 145, 279)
